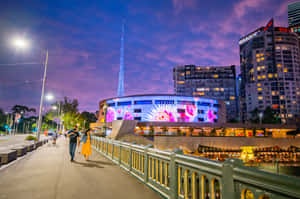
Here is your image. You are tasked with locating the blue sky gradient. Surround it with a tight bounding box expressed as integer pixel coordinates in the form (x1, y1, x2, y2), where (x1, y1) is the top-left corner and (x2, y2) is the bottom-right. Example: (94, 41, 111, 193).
(0, 0, 292, 112)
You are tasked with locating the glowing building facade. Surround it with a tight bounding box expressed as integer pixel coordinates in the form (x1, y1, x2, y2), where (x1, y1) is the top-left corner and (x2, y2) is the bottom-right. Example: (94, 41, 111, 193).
(239, 19, 300, 123)
(99, 94, 226, 123)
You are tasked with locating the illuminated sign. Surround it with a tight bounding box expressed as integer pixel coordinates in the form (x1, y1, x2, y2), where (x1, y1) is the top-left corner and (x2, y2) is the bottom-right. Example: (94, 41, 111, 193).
(105, 96, 219, 123)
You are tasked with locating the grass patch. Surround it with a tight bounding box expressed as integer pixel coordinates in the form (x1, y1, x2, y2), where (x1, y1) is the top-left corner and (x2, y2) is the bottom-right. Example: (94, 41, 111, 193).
(25, 135, 37, 141)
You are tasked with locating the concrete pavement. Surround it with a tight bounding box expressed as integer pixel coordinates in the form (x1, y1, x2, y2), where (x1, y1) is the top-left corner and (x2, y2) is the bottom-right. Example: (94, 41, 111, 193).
(0, 134, 47, 148)
(0, 137, 162, 199)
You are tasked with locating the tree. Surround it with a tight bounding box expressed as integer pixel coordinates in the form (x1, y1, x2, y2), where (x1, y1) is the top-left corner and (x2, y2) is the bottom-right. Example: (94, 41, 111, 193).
(11, 105, 36, 115)
(250, 106, 280, 124)
(79, 111, 97, 129)
(0, 108, 6, 127)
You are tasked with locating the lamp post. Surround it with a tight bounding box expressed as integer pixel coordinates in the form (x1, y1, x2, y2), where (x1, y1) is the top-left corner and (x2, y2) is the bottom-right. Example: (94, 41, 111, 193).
(36, 50, 48, 141)
(11, 37, 48, 141)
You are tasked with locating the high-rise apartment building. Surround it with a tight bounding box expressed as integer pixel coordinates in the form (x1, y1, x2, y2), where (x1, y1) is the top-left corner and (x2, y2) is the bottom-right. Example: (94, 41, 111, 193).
(173, 65, 238, 121)
(288, 2, 300, 27)
(239, 19, 300, 123)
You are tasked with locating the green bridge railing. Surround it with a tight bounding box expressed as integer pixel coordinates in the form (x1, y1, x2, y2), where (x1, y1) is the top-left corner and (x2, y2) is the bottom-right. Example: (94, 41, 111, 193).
(91, 136, 300, 199)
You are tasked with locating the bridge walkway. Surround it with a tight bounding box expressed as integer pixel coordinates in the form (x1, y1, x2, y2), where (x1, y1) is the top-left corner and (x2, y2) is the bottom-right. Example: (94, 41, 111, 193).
(0, 137, 162, 199)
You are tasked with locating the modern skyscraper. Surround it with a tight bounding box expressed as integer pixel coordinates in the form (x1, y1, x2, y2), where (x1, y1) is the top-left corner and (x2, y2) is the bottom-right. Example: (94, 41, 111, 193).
(288, 2, 300, 27)
(239, 19, 300, 123)
(173, 65, 238, 121)
(117, 19, 125, 97)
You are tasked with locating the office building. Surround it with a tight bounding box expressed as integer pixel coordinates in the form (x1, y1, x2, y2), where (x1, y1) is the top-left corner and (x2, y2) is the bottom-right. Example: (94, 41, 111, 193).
(173, 65, 238, 121)
(239, 19, 300, 123)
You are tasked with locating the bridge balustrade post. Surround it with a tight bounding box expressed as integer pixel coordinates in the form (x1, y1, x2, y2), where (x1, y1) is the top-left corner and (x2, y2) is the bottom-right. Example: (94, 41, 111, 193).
(143, 144, 153, 183)
(111, 141, 114, 159)
(129, 148, 133, 171)
(169, 149, 183, 199)
(221, 158, 243, 199)
(118, 145, 122, 165)
(106, 141, 108, 155)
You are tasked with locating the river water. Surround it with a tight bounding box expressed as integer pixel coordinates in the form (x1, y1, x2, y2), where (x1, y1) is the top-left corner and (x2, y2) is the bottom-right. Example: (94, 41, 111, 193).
(249, 163, 300, 178)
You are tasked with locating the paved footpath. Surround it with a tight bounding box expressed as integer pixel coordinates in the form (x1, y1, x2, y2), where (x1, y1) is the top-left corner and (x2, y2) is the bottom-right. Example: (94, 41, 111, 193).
(0, 134, 47, 148)
(0, 138, 162, 199)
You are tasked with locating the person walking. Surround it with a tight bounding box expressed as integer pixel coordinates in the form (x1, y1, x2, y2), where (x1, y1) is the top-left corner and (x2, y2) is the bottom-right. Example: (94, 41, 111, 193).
(80, 129, 92, 160)
(67, 127, 80, 162)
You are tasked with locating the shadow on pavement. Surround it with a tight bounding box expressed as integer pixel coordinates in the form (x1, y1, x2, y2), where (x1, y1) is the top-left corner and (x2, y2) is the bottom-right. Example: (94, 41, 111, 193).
(72, 161, 104, 168)
(86, 159, 115, 166)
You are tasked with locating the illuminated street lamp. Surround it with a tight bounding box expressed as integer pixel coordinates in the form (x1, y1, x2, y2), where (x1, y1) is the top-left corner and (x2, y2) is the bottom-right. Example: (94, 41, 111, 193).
(13, 37, 48, 141)
(52, 105, 58, 110)
(46, 93, 54, 101)
(12, 37, 29, 49)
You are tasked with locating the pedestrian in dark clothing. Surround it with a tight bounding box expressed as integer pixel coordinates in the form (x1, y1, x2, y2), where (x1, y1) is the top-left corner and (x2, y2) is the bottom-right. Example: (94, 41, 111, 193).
(67, 127, 80, 162)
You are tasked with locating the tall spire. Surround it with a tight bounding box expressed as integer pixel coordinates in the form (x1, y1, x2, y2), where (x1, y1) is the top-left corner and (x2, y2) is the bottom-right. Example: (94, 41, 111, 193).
(117, 18, 125, 97)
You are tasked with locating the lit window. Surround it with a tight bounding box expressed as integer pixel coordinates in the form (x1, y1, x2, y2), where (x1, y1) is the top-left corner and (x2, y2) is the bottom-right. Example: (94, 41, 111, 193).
(277, 64, 282, 67)
(177, 81, 185, 84)
(220, 88, 224, 91)
(186, 71, 191, 75)
(257, 59, 260, 62)
(196, 67, 201, 70)
(275, 46, 280, 50)
(205, 88, 210, 91)
(257, 83, 261, 86)
(261, 57, 264, 60)
(260, 53, 264, 56)
(180, 73, 185, 76)
(284, 68, 288, 72)
(288, 114, 293, 118)
(274, 74, 278, 78)
(257, 67, 261, 71)
(256, 54, 260, 57)
(280, 96, 285, 100)
(213, 74, 219, 78)
(272, 91, 276, 95)
(197, 88, 205, 91)
(230, 96, 235, 100)
(268, 74, 273, 78)
(257, 76, 261, 79)
(257, 88, 262, 91)
(262, 75, 266, 79)
(215, 88, 220, 91)
(261, 66, 265, 69)
(198, 92, 205, 96)
(293, 100, 296, 104)
(280, 105, 284, 109)
(258, 96, 263, 100)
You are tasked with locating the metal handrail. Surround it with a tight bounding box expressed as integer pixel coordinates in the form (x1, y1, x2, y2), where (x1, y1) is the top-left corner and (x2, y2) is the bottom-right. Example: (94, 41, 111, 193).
(91, 136, 300, 199)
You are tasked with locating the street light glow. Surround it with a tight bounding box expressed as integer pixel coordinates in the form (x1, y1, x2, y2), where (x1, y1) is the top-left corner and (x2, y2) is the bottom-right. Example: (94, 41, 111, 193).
(13, 38, 29, 49)
(52, 106, 58, 110)
(46, 93, 54, 101)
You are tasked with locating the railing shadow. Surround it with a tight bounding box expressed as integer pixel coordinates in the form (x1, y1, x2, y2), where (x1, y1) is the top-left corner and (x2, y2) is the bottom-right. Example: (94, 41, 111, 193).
(73, 160, 104, 168)
(86, 159, 115, 166)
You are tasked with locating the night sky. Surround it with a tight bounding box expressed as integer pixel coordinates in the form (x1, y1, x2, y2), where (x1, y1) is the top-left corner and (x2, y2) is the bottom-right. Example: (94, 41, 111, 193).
(0, 0, 291, 112)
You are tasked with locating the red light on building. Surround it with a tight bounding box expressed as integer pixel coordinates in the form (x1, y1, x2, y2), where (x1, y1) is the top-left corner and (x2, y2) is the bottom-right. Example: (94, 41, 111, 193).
(275, 27, 290, 32)
(272, 104, 279, 109)
(264, 18, 273, 31)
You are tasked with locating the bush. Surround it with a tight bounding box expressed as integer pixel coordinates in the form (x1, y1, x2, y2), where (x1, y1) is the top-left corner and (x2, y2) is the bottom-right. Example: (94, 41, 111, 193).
(25, 135, 37, 141)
